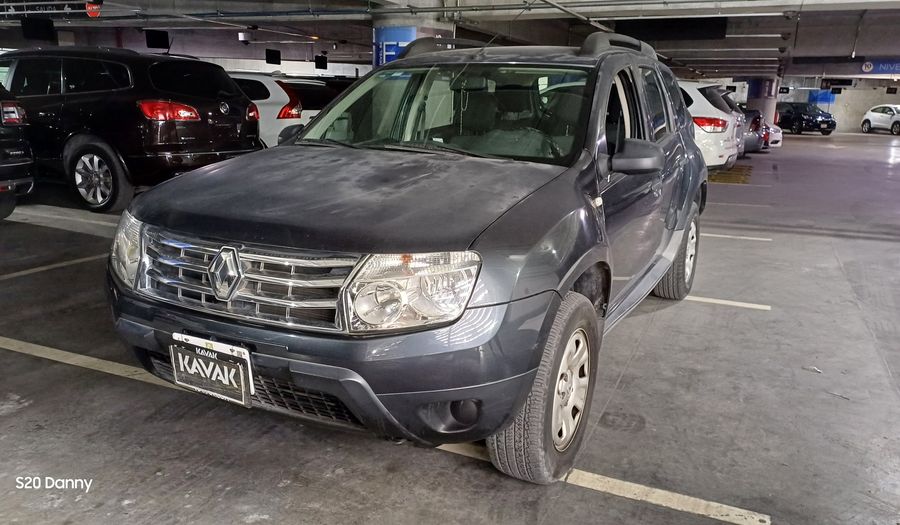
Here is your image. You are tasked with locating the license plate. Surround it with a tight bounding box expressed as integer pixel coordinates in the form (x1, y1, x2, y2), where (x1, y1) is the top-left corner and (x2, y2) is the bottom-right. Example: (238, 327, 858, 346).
(820, 123, 828, 129)
(170, 333, 254, 407)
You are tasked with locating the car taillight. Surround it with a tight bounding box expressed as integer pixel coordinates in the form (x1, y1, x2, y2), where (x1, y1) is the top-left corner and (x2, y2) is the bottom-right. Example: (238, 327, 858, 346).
(692, 117, 728, 133)
(246, 102, 260, 121)
(1, 101, 26, 125)
(137, 100, 201, 121)
(275, 80, 302, 119)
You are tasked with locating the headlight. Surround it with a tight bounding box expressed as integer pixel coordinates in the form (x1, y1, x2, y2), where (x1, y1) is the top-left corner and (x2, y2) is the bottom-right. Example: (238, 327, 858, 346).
(345, 252, 481, 333)
(110, 211, 143, 288)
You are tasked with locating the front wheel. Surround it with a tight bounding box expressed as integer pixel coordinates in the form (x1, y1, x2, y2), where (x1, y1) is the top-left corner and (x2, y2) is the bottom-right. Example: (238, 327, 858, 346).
(652, 203, 699, 300)
(861, 120, 871, 133)
(821, 130, 833, 136)
(0, 193, 15, 220)
(892, 122, 900, 136)
(66, 139, 133, 212)
(486, 292, 600, 484)
(791, 121, 803, 135)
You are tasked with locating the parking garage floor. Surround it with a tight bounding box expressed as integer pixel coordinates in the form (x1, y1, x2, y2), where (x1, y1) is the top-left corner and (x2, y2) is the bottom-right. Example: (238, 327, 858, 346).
(1, 133, 899, 525)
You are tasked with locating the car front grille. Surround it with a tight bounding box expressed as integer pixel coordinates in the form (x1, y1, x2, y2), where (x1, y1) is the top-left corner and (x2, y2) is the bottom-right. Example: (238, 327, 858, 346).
(150, 355, 362, 428)
(138, 226, 359, 331)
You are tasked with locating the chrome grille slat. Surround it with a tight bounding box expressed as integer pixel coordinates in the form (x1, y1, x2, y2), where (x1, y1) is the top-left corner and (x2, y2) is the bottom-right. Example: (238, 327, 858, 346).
(138, 227, 359, 331)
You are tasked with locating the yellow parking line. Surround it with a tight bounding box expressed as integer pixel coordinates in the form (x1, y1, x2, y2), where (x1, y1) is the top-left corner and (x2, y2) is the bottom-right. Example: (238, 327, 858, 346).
(0, 335, 770, 525)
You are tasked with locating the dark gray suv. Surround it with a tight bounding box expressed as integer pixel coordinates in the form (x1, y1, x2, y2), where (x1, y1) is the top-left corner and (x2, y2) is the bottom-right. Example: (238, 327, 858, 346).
(107, 33, 707, 484)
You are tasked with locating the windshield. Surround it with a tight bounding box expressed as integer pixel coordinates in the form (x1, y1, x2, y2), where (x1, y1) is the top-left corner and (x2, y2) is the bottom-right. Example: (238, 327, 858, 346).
(796, 103, 825, 114)
(300, 64, 593, 166)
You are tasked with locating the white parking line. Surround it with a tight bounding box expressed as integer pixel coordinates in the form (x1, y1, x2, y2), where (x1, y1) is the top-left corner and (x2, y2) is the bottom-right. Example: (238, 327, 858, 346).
(709, 182, 772, 188)
(0, 254, 109, 282)
(705, 202, 773, 208)
(0, 335, 771, 525)
(685, 295, 772, 311)
(12, 208, 119, 227)
(701, 233, 772, 242)
(566, 470, 770, 525)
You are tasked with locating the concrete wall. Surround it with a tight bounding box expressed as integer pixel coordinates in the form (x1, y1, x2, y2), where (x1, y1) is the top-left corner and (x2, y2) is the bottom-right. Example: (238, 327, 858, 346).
(781, 77, 900, 131)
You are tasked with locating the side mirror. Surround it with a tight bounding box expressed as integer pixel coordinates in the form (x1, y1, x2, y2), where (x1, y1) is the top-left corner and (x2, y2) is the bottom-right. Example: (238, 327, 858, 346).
(610, 139, 664, 175)
(277, 124, 305, 146)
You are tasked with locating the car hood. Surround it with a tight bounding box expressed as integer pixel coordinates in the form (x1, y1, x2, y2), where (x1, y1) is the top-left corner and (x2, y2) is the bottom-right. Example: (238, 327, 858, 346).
(130, 145, 567, 253)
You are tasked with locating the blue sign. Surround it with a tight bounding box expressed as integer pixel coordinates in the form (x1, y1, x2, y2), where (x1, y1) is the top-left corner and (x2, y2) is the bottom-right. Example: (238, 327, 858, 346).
(373, 26, 416, 66)
(808, 89, 835, 105)
(860, 59, 900, 75)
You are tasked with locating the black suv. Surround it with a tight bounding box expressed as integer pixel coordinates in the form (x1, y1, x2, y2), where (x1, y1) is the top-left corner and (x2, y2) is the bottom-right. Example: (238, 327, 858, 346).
(107, 34, 707, 484)
(0, 47, 262, 212)
(0, 85, 33, 220)
(776, 102, 836, 135)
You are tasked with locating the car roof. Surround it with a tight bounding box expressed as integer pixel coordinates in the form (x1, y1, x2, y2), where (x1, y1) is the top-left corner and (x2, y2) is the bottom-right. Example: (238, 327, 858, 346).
(1, 46, 208, 65)
(395, 45, 625, 68)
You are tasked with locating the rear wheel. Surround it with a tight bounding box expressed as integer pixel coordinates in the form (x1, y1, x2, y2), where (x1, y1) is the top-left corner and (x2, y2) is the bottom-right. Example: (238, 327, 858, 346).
(0, 193, 15, 220)
(652, 203, 699, 300)
(861, 120, 871, 133)
(892, 122, 900, 136)
(486, 292, 600, 484)
(66, 138, 132, 212)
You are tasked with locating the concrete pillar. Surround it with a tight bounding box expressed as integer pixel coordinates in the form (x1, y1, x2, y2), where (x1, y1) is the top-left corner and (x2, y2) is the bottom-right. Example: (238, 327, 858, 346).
(745, 78, 780, 124)
(372, 13, 455, 66)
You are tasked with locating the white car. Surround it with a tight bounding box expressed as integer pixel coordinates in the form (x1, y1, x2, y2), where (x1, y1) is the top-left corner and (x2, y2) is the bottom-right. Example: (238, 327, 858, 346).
(679, 81, 740, 170)
(719, 90, 746, 158)
(229, 72, 342, 146)
(860, 104, 900, 135)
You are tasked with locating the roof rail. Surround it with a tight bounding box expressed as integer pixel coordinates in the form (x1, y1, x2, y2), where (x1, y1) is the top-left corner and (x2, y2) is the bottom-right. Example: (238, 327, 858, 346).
(397, 37, 496, 60)
(579, 32, 656, 59)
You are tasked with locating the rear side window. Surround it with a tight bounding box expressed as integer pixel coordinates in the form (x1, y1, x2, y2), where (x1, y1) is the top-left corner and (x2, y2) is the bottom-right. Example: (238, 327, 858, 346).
(698, 86, 733, 114)
(0, 59, 12, 90)
(285, 83, 339, 110)
(659, 68, 688, 128)
(64, 59, 130, 93)
(234, 78, 271, 100)
(10, 58, 62, 96)
(680, 88, 694, 108)
(150, 61, 239, 99)
(640, 67, 670, 141)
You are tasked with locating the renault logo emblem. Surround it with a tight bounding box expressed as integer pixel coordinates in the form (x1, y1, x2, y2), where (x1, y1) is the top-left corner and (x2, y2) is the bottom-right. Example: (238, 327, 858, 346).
(219, 102, 230, 114)
(208, 247, 242, 301)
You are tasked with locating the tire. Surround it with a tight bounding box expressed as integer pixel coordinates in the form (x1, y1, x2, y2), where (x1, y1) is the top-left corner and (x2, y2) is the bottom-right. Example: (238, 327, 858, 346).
(65, 137, 133, 212)
(486, 292, 600, 484)
(821, 130, 833, 136)
(652, 203, 699, 300)
(861, 120, 871, 133)
(791, 121, 802, 135)
(0, 193, 15, 220)
(892, 122, 900, 136)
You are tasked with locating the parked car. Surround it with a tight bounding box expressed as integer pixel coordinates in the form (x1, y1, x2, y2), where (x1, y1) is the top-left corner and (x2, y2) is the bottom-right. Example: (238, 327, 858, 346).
(679, 81, 739, 170)
(768, 123, 783, 148)
(0, 85, 33, 220)
(719, 90, 746, 158)
(860, 104, 900, 135)
(740, 108, 765, 154)
(229, 72, 348, 147)
(107, 33, 707, 484)
(776, 102, 836, 135)
(0, 47, 262, 212)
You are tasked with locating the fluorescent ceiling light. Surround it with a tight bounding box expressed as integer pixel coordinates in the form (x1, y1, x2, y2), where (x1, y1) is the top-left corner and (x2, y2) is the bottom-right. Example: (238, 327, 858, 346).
(680, 57, 780, 61)
(725, 34, 783, 38)
(656, 48, 781, 52)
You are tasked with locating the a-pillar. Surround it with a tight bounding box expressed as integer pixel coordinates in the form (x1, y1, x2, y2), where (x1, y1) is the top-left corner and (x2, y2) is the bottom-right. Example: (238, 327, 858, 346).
(745, 77, 781, 124)
(372, 13, 455, 66)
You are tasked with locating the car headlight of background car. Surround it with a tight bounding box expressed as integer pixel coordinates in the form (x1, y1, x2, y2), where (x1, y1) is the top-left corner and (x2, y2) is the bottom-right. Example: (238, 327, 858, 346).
(110, 211, 143, 288)
(345, 252, 481, 333)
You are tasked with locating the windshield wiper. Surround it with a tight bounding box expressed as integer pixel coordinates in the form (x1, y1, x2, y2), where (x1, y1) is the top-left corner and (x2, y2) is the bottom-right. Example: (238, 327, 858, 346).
(295, 138, 359, 149)
(369, 141, 496, 159)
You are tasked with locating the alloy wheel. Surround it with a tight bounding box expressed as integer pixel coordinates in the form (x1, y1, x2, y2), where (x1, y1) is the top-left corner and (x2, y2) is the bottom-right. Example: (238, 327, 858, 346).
(684, 219, 698, 283)
(892, 123, 900, 136)
(74, 153, 113, 206)
(552, 328, 590, 451)
(862, 121, 871, 133)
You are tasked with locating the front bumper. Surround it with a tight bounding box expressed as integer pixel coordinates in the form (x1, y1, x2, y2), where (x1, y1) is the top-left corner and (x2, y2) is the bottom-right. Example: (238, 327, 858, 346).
(107, 270, 558, 445)
(124, 148, 262, 186)
(801, 119, 836, 132)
